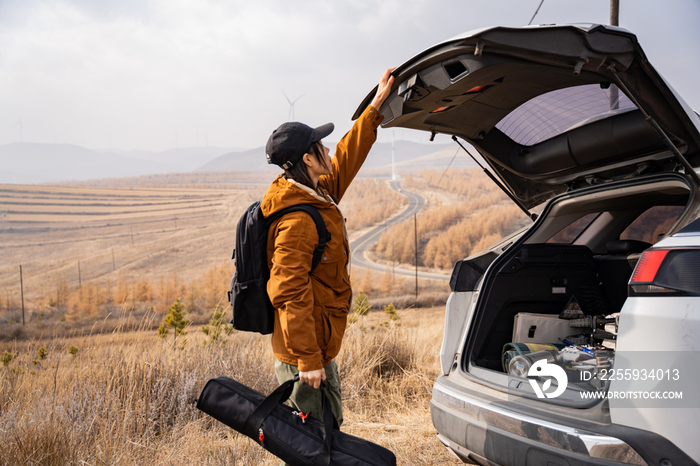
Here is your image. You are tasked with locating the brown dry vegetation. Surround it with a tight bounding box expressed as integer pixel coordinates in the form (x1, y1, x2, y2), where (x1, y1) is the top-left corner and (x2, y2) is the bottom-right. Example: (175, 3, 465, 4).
(0, 182, 255, 339)
(0, 173, 477, 464)
(374, 169, 531, 271)
(351, 266, 449, 311)
(0, 175, 411, 339)
(340, 178, 407, 231)
(0, 306, 458, 466)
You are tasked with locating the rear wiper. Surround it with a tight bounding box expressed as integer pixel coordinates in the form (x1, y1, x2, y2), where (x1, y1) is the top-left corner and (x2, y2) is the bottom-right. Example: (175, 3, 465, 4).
(452, 136, 537, 221)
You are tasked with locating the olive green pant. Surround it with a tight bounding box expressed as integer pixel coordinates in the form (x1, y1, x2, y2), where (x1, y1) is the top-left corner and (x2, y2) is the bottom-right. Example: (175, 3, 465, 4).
(274, 358, 343, 427)
(274, 359, 343, 466)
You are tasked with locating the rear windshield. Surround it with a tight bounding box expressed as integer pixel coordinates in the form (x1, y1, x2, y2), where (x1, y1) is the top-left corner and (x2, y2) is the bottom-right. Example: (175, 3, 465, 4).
(495, 84, 636, 146)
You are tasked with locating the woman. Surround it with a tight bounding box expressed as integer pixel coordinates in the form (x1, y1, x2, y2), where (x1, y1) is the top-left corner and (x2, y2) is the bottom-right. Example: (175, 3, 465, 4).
(261, 68, 394, 432)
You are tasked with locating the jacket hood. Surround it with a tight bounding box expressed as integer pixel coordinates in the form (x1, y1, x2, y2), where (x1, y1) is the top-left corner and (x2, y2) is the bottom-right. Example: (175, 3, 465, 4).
(261, 175, 331, 218)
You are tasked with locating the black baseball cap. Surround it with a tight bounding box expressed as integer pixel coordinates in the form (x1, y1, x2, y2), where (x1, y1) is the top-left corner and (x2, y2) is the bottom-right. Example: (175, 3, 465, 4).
(266, 121, 334, 169)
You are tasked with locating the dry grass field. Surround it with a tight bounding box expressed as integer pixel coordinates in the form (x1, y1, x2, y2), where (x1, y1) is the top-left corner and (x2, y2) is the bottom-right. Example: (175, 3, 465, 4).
(0, 181, 263, 339)
(372, 169, 531, 271)
(0, 182, 257, 285)
(0, 171, 493, 464)
(0, 306, 459, 466)
(0, 176, 437, 339)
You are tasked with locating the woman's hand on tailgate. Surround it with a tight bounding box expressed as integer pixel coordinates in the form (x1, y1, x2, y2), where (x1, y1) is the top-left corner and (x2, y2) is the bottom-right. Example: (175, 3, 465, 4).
(299, 369, 326, 389)
(369, 68, 396, 110)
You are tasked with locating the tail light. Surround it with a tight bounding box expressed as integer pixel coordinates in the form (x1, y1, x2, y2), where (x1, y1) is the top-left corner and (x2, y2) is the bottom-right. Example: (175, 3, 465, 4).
(629, 248, 700, 296)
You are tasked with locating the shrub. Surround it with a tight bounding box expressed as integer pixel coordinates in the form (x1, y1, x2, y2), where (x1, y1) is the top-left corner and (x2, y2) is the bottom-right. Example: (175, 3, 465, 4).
(158, 298, 191, 349)
(349, 291, 371, 329)
(1, 350, 16, 368)
(201, 305, 234, 346)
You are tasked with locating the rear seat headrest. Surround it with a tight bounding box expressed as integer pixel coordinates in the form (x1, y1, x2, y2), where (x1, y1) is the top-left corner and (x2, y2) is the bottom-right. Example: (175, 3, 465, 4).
(606, 240, 652, 254)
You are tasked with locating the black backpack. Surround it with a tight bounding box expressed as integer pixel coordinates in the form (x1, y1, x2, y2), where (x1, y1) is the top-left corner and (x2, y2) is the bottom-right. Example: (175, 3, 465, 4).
(228, 201, 329, 334)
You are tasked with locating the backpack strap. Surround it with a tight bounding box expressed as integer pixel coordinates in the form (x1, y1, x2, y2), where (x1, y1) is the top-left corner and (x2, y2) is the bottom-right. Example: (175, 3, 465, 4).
(265, 204, 330, 272)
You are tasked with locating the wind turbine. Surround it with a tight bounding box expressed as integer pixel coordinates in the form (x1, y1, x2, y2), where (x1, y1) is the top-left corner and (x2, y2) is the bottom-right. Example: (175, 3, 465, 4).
(282, 89, 305, 121)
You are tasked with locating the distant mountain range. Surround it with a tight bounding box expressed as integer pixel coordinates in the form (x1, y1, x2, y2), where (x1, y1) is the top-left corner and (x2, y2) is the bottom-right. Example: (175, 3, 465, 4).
(0, 143, 236, 184)
(0, 139, 475, 184)
(198, 146, 274, 171)
(197, 140, 467, 175)
(109, 146, 245, 171)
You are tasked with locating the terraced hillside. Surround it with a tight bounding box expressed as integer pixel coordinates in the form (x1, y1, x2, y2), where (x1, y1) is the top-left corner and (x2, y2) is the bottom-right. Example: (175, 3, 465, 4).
(0, 183, 259, 310)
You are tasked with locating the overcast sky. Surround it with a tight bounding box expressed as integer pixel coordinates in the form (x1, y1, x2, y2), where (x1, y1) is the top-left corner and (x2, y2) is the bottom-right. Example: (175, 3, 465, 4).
(1, 0, 698, 152)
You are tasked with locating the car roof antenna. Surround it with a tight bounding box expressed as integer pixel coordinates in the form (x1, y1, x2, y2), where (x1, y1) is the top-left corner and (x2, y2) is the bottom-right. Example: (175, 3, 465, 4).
(452, 135, 537, 222)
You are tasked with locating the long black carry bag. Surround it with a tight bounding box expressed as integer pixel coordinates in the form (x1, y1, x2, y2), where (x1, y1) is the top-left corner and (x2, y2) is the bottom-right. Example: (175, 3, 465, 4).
(197, 375, 396, 466)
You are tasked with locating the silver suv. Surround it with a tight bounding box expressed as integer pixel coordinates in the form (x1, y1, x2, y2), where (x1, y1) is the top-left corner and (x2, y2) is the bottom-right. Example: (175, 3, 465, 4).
(355, 24, 700, 466)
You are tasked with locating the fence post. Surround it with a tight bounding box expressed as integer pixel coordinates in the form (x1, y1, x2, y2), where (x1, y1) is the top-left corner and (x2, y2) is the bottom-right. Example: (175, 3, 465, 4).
(391, 236, 395, 279)
(20, 265, 25, 326)
(414, 213, 418, 300)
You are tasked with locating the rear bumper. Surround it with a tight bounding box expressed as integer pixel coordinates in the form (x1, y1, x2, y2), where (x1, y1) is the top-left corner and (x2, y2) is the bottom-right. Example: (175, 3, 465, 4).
(431, 375, 698, 466)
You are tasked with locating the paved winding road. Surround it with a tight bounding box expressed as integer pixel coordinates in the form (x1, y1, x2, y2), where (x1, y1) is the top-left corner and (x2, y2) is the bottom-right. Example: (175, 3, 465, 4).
(350, 180, 450, 281)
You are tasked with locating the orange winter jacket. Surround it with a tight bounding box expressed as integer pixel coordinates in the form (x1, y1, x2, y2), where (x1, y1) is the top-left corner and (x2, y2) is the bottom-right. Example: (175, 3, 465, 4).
(261, 105, 384, 372)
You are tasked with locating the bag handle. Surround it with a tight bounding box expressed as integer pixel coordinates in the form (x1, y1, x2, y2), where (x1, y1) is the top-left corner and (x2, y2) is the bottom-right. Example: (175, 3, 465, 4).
(244, 374, 334, 466)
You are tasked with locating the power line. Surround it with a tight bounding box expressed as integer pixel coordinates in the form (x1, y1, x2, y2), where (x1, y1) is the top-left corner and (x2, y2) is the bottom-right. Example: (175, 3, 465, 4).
(425, 147, 460, 205)
(528, 0, 545, 26)
(452, 136, 536, 220)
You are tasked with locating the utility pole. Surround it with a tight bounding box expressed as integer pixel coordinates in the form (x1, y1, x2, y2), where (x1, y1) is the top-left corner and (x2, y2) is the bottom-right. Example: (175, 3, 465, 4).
(609, 0, 620, 110)
(391, 131, 395, 180)
(391, 235, 395, 279)
(414, 214, 418, 300)
(610, 0, 619, 26)
(20, 265, 25, 326)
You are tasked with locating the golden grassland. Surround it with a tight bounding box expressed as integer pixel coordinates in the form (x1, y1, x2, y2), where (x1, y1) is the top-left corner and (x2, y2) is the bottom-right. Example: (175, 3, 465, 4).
(372, 169, 532, 270)
(0, 182, 255, 284)
(0, 306, 460, 466)
(0, 182, 256, 340)
(0, 177, 413, 340)
(1, 168, 529, 342)
(0, 168, 525, 464)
